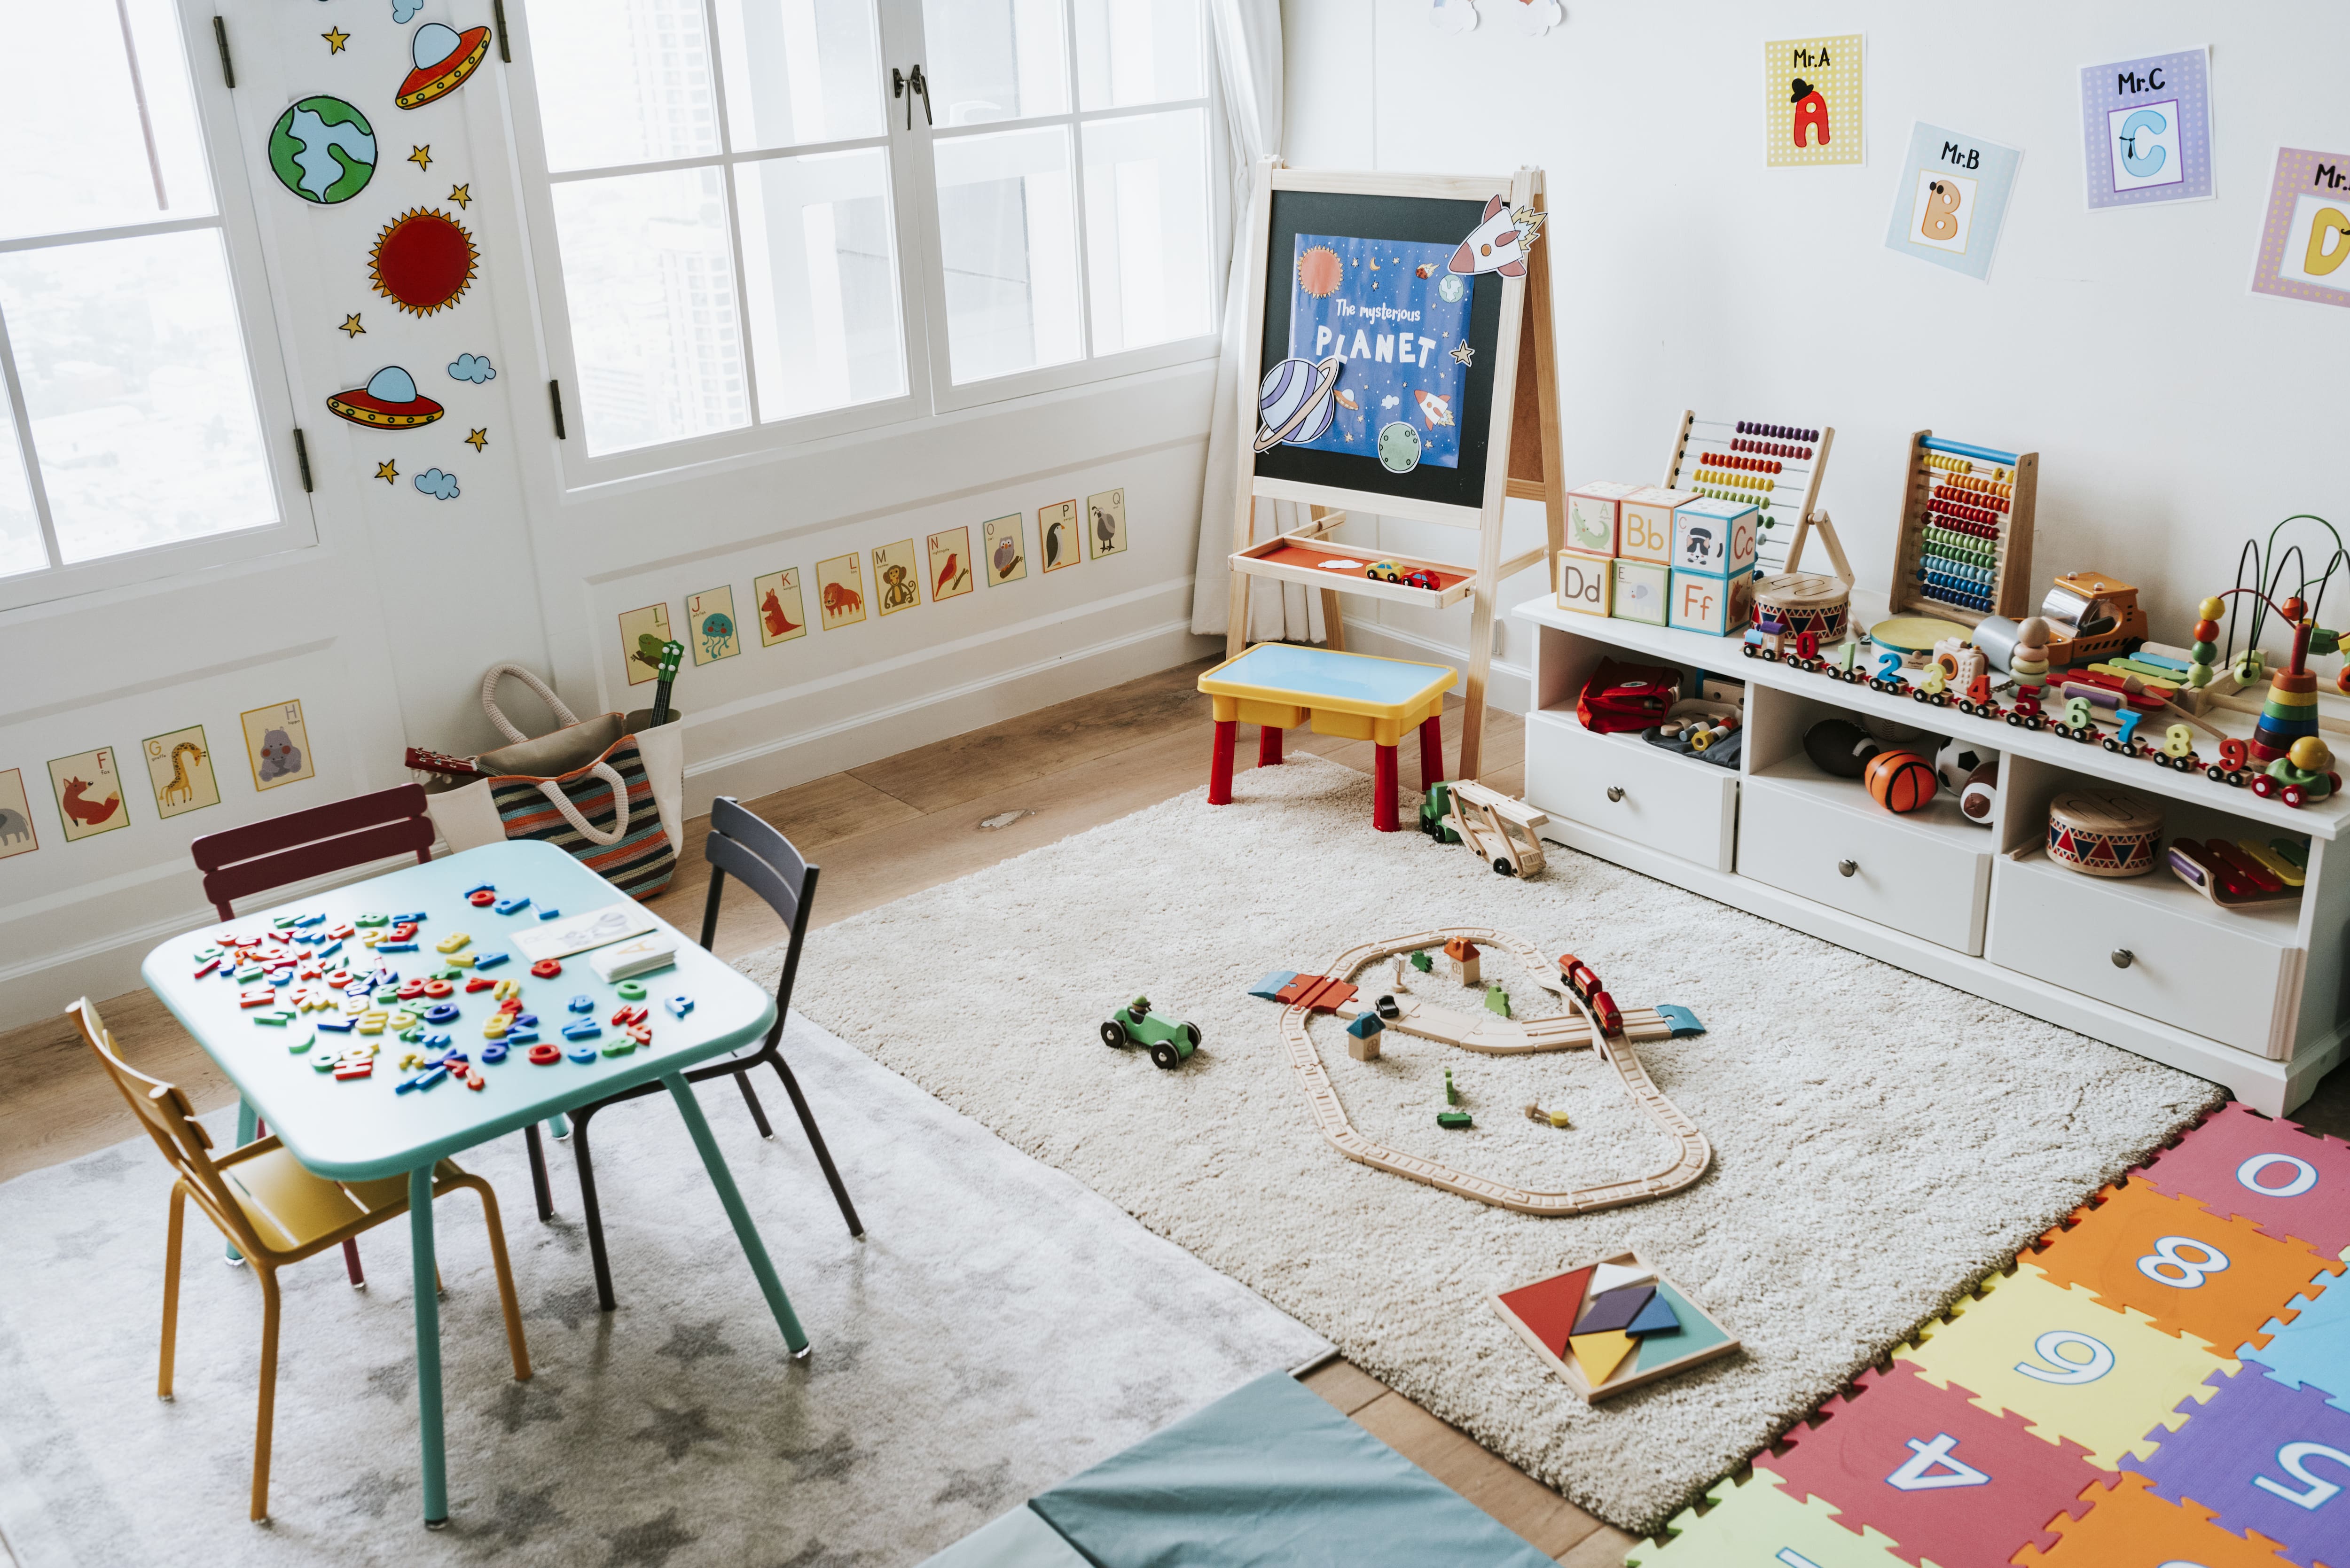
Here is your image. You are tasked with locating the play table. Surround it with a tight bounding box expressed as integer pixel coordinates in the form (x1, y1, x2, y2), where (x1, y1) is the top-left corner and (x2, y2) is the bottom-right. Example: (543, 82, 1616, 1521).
(140, 838, 809, 1529)
(1198, 644, 1458, 830)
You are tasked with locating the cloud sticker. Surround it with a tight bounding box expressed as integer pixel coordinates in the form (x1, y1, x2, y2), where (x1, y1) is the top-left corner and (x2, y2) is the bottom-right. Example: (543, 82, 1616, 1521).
(448, 353, 496, 384)
(393, 0, 424, 22)
(1431, 0, 1479, 32)
(1380, 394, 1400, 410)
(415, 468, 460, 500)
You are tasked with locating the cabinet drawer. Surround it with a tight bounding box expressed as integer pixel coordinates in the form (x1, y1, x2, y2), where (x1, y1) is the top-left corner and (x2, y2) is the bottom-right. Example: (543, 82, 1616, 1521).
(1738, 777, 1992, 954)
(1988, 857, 2295, 1057)
(1524, 711, 1737, 871)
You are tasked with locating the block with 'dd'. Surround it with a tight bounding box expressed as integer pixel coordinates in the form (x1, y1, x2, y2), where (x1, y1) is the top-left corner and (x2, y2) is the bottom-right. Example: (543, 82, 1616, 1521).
(1557, 552, 1613, 617)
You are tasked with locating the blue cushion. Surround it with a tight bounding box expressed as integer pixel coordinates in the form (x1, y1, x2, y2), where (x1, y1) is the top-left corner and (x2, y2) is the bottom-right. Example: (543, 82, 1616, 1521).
(1030, 1372, 1555, 1567)
(916, 1506, 1093, 1568)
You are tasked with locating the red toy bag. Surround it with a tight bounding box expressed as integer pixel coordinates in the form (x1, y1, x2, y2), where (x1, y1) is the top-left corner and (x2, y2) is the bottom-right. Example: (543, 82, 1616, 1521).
(1576, 659, 1681, 734)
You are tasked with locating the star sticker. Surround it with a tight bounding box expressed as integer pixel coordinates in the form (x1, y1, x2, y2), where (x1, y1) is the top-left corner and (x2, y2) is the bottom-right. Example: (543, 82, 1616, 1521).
(376, 460, 399, 484)
(322, 26, 350, 52)
(338, 313, 366, 338)
(1449, 341, 1475, 367)
(448, 183, 471, 209)
(408, 145, 432, 172)
(464, 428, 488, 452)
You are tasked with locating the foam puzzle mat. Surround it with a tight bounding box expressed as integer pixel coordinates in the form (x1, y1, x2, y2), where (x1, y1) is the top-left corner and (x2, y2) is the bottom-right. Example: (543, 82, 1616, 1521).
(1627, 1103, 2350, 1568)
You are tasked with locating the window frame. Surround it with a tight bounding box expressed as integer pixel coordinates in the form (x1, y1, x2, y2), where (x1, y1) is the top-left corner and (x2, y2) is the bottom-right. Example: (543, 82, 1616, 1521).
(0, 0, 319, 614)
(504, 0, 1227, 492)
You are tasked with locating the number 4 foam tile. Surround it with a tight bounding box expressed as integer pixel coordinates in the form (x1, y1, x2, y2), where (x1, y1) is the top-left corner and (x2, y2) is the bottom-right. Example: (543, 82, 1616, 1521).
(2029, 1180, 2342, 1350)
(2135, 1102, 2350, 1257)
(1765, 1362, 2116, 1568)
(2242, 1271, 2350, 1413)
(1622, 1471, 1909, 1568)
(1895, 1261, 2232, 1470)
(2012, 1473, 2292, 1568)
(2125, 1364, 2350, 1567)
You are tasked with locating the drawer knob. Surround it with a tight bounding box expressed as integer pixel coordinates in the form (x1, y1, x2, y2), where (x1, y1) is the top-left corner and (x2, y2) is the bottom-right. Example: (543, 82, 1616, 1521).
(1837, 858, 1857, 878)
(2111, 947, 2134, 969)
(1606, 786, 1625, 803)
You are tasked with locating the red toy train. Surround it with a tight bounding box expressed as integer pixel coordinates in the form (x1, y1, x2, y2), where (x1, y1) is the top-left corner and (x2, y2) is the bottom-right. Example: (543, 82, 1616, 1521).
(1555, 953, 1623, 1037)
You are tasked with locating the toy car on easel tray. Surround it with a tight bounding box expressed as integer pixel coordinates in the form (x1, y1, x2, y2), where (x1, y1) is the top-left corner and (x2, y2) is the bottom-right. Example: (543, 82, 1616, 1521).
(1101, 996, 1201, 1069)
(1365, 561, 1441, 591)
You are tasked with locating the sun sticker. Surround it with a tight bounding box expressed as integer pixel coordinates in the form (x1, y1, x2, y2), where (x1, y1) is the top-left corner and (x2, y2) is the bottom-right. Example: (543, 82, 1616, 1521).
(369, 208, 478, 317)
(1297, 245, 1344, 299)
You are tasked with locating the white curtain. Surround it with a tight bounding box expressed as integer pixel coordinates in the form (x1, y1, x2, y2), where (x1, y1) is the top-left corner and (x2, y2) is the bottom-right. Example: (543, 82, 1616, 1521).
(1189, 0, 1324, 643)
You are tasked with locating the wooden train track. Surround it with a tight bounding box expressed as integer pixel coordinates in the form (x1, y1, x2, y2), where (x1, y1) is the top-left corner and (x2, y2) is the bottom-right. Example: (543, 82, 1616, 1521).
(1277, 927, 1711, 1217)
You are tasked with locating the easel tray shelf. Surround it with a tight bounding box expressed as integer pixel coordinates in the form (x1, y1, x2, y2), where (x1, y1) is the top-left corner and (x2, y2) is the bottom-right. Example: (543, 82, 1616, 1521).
(1230, 535, 1478, 611)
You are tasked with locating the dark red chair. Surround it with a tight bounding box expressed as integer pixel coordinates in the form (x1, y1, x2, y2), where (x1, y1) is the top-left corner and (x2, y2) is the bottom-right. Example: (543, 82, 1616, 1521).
(189, 784, 556, 1284)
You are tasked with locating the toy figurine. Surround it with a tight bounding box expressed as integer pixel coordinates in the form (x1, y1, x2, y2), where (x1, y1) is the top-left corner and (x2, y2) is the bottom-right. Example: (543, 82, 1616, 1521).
(2251, 734, 2340, 809)
(1099, 995, 1202, 1070)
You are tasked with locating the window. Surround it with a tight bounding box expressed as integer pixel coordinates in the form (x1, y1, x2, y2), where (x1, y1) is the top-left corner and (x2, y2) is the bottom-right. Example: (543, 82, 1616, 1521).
(513, 0, 1220, 474)
(0, 0, 308, 602)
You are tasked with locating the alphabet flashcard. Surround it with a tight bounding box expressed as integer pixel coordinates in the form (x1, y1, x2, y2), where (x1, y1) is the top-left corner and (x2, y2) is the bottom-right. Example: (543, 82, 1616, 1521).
(49, 746, 130, 841)
(927, 528, 975, 602)
(2251, 147, 2350, 310)
(686, 585, 741, 665)
(752, 569, 808, 646)
(618, 602, 673, 685)
(2080, 48, 2213, 210)
(984, 515, 1028, 586)
(0, 768, 39, 859)
(144, 725, 221, 819)
(1765, 34, 1863, 167)
(240, 700, 316, 792)
(1085, 489, 1128, 561)
(1885, 122, 2022, 281)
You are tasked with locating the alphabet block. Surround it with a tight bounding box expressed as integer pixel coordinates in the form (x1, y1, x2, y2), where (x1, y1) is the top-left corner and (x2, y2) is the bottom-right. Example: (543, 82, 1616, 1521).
(1611, 559, 1670, 626)
(1668, 569, 1752, 637)
(1564, 480, 1639, 556)
(1671, 497, 1759, 577)
(1557, 551, 1613, 616)
(1616, 486, 1693, 566)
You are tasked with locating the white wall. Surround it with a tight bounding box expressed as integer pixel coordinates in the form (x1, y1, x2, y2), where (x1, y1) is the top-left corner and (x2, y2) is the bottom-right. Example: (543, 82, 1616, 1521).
(0, 1, 1216, 1031)
(1284, 0, 2350, 709)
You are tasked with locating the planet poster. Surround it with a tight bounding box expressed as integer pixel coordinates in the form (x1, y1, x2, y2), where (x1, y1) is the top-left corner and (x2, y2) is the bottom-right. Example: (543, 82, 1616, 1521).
(1285, 234, 1471, 470)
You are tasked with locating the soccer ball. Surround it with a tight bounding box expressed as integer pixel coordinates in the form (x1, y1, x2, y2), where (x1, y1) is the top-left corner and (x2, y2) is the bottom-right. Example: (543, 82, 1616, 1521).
(1937, 737, 1996, 795)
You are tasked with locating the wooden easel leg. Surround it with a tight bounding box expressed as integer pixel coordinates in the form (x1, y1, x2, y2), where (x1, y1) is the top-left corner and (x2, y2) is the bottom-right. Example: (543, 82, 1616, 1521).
(1419, 716, 1445, 791)
(1208, 720, 1238, 804)
(1225, 572, 1249, 661)
(1258, 725, 1284, 767)
(1319, 587, 1347, 651)
(1373, 745, 1399, 831)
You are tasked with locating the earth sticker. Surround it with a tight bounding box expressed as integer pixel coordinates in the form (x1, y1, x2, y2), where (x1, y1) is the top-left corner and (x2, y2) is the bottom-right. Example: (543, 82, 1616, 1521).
(268, 95, 377, 204)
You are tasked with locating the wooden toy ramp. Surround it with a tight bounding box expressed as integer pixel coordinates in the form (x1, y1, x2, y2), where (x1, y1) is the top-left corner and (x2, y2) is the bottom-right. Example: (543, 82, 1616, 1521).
(1278, 928, 1710, 1216)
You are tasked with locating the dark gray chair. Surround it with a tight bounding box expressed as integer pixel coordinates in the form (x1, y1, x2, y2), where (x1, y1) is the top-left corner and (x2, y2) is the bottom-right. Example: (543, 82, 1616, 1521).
(568, 796, 862, 1311)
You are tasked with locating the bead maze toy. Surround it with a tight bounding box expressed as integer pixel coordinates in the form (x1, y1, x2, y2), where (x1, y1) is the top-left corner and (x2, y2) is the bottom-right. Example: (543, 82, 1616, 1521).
(1255, 928, 1708, 1217)
(1887, 431, 2040, 624)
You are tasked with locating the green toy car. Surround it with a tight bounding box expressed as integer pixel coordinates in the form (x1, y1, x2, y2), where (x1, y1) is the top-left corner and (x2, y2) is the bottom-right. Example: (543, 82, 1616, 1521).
(1100, 995, 1200, 1070)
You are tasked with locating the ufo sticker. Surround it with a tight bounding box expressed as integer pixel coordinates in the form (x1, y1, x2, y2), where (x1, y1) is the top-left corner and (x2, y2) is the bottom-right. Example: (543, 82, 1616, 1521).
(1254, 354, 1343, 452)
(370, 207, 478, 316)
(397, 21, 492, 109)
(267, 95, 377, 204)
(327, 366, 445, 429)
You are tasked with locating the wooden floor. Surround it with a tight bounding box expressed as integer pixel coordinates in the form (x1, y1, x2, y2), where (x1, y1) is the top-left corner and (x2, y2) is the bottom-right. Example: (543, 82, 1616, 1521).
(0, 657, 1642, 1563)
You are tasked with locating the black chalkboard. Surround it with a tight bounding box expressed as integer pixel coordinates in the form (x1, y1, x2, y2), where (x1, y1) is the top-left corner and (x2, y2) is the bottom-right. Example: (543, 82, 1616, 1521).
(1252, 187, 1506, 511)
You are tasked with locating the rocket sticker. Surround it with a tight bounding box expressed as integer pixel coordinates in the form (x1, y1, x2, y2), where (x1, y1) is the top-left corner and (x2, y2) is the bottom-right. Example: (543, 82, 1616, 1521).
(1447, 195, 1546, 278)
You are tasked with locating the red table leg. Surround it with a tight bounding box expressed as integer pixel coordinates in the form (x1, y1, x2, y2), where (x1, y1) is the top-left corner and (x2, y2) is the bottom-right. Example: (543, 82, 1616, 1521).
(1208, 719, 1237, 805)
(1258, 724, 1284, 767)
(1374, 744, 1399, 831)
(1418, 715, 1445, 792)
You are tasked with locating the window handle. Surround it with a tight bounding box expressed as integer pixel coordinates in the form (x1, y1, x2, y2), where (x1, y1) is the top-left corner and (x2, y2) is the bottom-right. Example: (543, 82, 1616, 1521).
(893, 63, 932, 129)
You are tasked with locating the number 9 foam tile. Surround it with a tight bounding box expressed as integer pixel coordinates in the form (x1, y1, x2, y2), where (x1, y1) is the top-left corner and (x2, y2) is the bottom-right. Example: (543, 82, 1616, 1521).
(1895, 1261, 2231, 1470)
(1763, 1362, 2114, 1568)
(2136, 1102, 2350, 1258)
(2013, 1473, 2294, 1568)
(1622, 1470, 1909, 1567)
(2123, 1365, 2350, 1567)
(2029, 1180, 2342, 1350)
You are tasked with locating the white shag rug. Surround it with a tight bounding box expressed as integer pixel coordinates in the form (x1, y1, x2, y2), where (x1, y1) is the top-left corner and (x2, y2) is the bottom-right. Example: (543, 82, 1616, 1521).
(780, 753, 2225, 1534)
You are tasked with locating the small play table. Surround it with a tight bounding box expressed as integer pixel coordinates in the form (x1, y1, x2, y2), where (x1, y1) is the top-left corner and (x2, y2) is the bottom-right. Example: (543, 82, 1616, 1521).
(141, 838, 807, 1529)
(1198, 645, 1457, 830)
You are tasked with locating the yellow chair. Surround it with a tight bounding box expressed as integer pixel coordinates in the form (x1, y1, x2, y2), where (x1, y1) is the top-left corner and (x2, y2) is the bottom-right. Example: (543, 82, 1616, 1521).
(70, 998, 532, 1522)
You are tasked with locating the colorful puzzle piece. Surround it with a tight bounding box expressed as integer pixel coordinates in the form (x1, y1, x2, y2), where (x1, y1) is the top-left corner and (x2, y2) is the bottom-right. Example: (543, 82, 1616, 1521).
(2137, 1103, 2350, 1257)
(1579, 1285, 1657, 1335)
(2012, 1473, 2293, 1568)
(1569, 1330, 1637, 1387)
(1496, 1265, 1593, 1357)
(1896, 1262, 2232, 1468)
(1630, 1284, 1732, 1373)
(1625, 1471, 1910, 1567)
(2031, 1181, 2340, 1349)
(2126, 1364, 2350, 1563)
(2242, 1273, 2350, 1413)
(1625, 1293, 1681, 1337)
(1766, 1362, 2115, 1568)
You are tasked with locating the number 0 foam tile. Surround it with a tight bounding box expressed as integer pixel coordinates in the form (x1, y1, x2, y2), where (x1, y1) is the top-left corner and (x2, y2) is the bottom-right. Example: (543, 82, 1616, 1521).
(2125, 1364, 2350, 1568)
(2029, 1181, 2341, 1349)
(2135, 1102, 2350, 1257)
(1766, 1362, 2115, 1568)
(2012, 1473, 2293, 1568)
(1622, 1471, 1909, 1568)
(1894, 1261, 2232, 1469)
(2242, 1271, 2350, 1413)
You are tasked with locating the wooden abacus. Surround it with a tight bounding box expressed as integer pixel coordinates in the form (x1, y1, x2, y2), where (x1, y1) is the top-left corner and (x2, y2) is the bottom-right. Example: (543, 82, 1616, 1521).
(1661, 412, 1834, 578)
(1890, 432, 2039, 626)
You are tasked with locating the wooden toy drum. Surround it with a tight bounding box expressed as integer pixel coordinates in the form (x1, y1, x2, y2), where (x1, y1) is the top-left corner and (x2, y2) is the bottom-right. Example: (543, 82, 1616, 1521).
(2047, 788, 2164, 878)
(1751, 573, 1850, 642)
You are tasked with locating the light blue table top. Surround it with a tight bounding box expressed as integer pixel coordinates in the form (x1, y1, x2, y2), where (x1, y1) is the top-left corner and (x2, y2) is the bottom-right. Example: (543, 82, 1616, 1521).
(1198, 644, 1457, 711)
(141, 840, 775, 1182)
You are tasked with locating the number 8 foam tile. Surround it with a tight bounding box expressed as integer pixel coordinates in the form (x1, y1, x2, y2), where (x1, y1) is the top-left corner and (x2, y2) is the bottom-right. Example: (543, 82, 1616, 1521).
(2124, 1365, 2350, 1567)
(1763, 1362, 2115, 1568)
(2013, 1473, 2294, 1568)
(1896, 1261, 2231, 1469)
(2135, 1102, 2350, 1257)
(1622, 1471, 1910, 1567)
(2242, 1274, 2350, 1413)
(2029, 1181, 2342, 1350)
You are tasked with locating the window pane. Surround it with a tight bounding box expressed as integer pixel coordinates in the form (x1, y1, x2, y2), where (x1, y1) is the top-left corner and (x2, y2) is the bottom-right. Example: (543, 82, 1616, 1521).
(715, 0, 886, 149)
(553, 167, 750, 454)
(934, 128, 1082, 383)
(530, 0, 720, 172)
(922, 0, 1068, 126)
(1082, 109, 1212, 355)
(0, 231, 275, 563)
(739, 150, 906, 421)
(1072, 0, 1205, 111)
(0, 0, 213, 241)
(0, 425, 44, 578)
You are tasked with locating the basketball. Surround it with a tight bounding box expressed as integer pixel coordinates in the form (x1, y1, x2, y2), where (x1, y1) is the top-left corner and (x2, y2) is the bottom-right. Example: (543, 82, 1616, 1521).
(1865, 749, 1938, 813)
